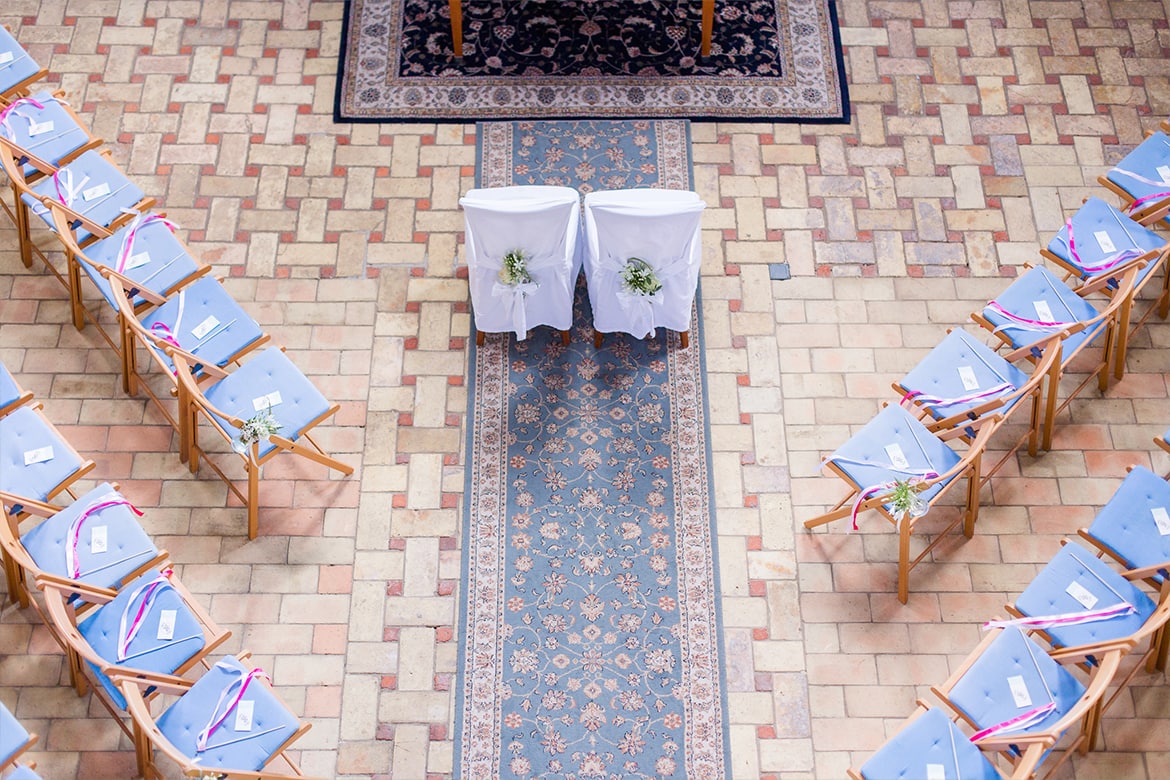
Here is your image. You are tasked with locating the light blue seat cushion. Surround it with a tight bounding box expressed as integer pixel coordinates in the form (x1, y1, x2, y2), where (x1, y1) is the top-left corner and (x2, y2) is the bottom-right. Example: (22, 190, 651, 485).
(898, 329, 1030, 424)
(139, 276, 263, 373)
(7, 764, 43, 780)
(0, 359, 23, 411)
(827, 404, 963, 507)
(23, 149, 145, 243)
(0, 27, 42, 94)
(1106, 131, 1170, 206)
(1015, 542, 1156, 651)
(1, 91, 90, 177)
(1085, 465, 1170, 585)
(156, 656, 298, 772)
(859, 707, 1000, 780)
(0, 406, 83, 502)
(948, 625, 1086, 740)
(204, 347, 332, 460)
(78, 570, 207, 710)
(19, 482, 158, 591)
(0, 699, 31, 765)
(80, 215, 200, 309)
(1046, 196, 1164, 289)
(982, 265, 1107, 358)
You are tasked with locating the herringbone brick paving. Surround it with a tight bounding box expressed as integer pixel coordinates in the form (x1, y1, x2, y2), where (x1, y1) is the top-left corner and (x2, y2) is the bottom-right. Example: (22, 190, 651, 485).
(1, 0, 1169, 777)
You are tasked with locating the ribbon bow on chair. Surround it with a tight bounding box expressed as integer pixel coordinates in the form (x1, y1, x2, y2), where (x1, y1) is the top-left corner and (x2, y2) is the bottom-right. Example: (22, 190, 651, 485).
(602, 252, 690, 339)
(483, 251, 568, 339)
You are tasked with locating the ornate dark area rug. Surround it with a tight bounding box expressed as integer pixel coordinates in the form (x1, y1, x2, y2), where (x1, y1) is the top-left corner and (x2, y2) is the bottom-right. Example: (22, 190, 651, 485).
(335, 0, 849, 122)
(455, 121, 729, 778)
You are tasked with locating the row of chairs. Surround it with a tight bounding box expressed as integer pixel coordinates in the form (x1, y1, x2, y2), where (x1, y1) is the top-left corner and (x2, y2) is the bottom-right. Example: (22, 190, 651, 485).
(0, 363, 320, 779)
(0, 27, 352, 539)
(851, 459, 1170, 779)
(460, 184, 707, 347)
(804, 127, 1170, 602)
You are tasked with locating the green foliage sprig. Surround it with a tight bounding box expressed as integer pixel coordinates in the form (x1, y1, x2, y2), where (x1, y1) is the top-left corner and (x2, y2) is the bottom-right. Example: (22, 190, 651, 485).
(620, 257, 662, 296)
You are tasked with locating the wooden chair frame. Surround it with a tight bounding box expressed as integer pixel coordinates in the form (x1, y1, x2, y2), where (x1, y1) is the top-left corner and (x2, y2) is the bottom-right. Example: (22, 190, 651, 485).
(804, 410, 1001, 604)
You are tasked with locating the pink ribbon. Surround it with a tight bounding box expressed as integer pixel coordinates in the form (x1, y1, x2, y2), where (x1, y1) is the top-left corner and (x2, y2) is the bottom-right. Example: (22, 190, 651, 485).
(983, 300, 1073, 332)
(0, 95, 45, 138)
(848, 472, 938, 531)
(1061, 218, 1143, 276)
(66, 495, 144, 578)
(970, 701, 1057, 743)
(901, 382, 1014, 410)
(117, 213, 177, 273)
(116, 568, 174, 661)
(196, 665, 272, 752)
(983, 602, 1136, 632)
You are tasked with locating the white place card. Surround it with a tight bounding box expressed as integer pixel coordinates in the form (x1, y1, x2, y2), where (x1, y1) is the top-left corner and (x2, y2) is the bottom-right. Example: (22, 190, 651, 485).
(23, 445, 53, 465)
(1007, 675, 1032, 708)
(234, 699, 254, 732)
(1033, 300, 1054, 322)
(1066, 580, 1099, 609)
(252, 390, 283, 411)
(157, 609, 177, 640)
(0, 52, 13, 65)
(1152, 506, 1170, 536)
(82, 182, 111, 201)
(27, 120, 54, 137)
(926, 764, 946, 780)
(91, 525, 108, 554)
(124, 252, 151, 271)
(190, 315, 220, 340)
(1158, 165, 1170, 184)
(1093, 230, 1116, 254)
(957, 365, 980, 391)
(884, 443, 910, 470)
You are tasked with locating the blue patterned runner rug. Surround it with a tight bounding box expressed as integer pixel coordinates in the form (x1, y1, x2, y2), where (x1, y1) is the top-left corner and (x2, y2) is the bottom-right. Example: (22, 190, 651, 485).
(456, 120, 730, 779)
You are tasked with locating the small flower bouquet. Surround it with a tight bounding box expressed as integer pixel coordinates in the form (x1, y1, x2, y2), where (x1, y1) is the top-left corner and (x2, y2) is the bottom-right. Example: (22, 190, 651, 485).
(888, 478, 928, 521)
(620, 257, 662, 296)
(498, 249, 532, 286)
(232, 407, 282, 453)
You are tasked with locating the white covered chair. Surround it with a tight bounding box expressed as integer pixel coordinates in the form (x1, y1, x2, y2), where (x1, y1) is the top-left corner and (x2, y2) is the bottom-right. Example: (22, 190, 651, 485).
(583, 188, 706, 347)
(459, 185, 582, 345)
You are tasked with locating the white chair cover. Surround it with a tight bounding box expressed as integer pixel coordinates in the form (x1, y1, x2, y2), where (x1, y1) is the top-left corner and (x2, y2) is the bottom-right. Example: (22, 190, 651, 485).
(582, 189, 706, 339)
(459, 185, 583, 340)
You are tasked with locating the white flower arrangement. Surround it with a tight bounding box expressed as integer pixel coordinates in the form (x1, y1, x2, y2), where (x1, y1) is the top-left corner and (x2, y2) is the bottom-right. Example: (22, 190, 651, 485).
(888, 478, 928, 521)
(620, 257, 662, 296)
(498, 249, 533, 286)
(232, 406, 282, 453)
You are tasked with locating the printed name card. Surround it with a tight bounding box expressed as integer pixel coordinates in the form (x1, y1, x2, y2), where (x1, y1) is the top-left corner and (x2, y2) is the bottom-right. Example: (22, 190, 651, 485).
(884, 443, 910, 470)
(957, 365, 980, 391)
(1153, 506, 1170, 536)
(23, 445, 53, 465)
(82, 182, 111, 201)
(926, 764, 946, 780)
(124, 252, 151, 271)
(1158, 165, 1170, 184)
(252, 391, 283, 411)
(1007, 675, 1032, 708)
(91, 525, 108, 554)
(1032, 300, 1054, 322)
(234, 700, 255, 732)
(190, 315, 220, 340)
(1066, 580, 1099, 609)
(27, 120, 54, 137)
(1093, 231, 1116, 254)
(157, 609, 177, 641)
(0, 51, 13, 65)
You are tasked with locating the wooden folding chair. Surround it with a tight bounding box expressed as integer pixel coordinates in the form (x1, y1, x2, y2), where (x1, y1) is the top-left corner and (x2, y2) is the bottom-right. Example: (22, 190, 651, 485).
(0, 26, 47, 101)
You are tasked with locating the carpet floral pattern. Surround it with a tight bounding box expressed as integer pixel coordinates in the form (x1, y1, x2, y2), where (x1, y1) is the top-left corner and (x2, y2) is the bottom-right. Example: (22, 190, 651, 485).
(336, 0, 848, 121)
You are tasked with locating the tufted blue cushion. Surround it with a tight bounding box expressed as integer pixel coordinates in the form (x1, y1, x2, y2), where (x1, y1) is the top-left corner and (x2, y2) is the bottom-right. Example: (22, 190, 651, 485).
(22, 149, 145, 243)
(155, 656, 298, 772)
(948, 625, 1085, 740)
(1106, 131, 1170, 209)
(0, 406, 83, 502)
(1015, 542, 1156, 650)
(6, 764, 43, 780)
(1046, 197, 1164, 288)
(203, 347, 332, 459)
(77, 569, 207, 710)
(1, 91, 90, 178)
(0, 27, 41, 95)
(898, 329, 1030, 424)
(1085, 466, 1170, 585)
(827, 404, 962, 509)
(139, 276, 263, 373)
(19, 482, 158, 591)
(982, 265, 1106, 357)
(0, 359, 22, 411)
(859, 707, 999, 780)
(80, 215, 200, 309)
(0, 699, 31, 765)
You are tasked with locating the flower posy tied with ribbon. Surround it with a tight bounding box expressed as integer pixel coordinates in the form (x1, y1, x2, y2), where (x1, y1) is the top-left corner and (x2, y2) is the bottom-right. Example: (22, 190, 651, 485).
(619, 257, 662, 297)
(232, 406, 282, 454)
(498, 248, 533, 287)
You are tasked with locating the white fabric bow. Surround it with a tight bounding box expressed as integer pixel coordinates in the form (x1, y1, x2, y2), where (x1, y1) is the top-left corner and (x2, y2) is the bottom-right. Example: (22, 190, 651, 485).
(602, 253, 690, 338)
(481, 252, 566, 339)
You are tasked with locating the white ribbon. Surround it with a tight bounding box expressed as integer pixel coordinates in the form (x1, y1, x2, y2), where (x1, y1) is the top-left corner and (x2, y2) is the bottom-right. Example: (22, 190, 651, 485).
(480, 251, 565, 339)
(601, 253, 690, 338)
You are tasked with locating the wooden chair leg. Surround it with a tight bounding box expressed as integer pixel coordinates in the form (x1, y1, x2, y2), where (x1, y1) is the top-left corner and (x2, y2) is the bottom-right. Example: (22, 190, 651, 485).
(2, 551, 29, 608)
(593, 331, 603, 349)
(476, 330, 484, 347)
(15, 195, 33, 268)
(119, 315, 135, 395)
(1042, 350, 1062, 451)
(1114, 298, 1133, 381)
(67, 250, 85, 330)
(897, 518, 911, 604)
(963, 457, 982, 538)
(449, 0, 463, 57)
(679, 330, 689, 348)
(561, 330, 570, 346)
(247, 458, 259, 540)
